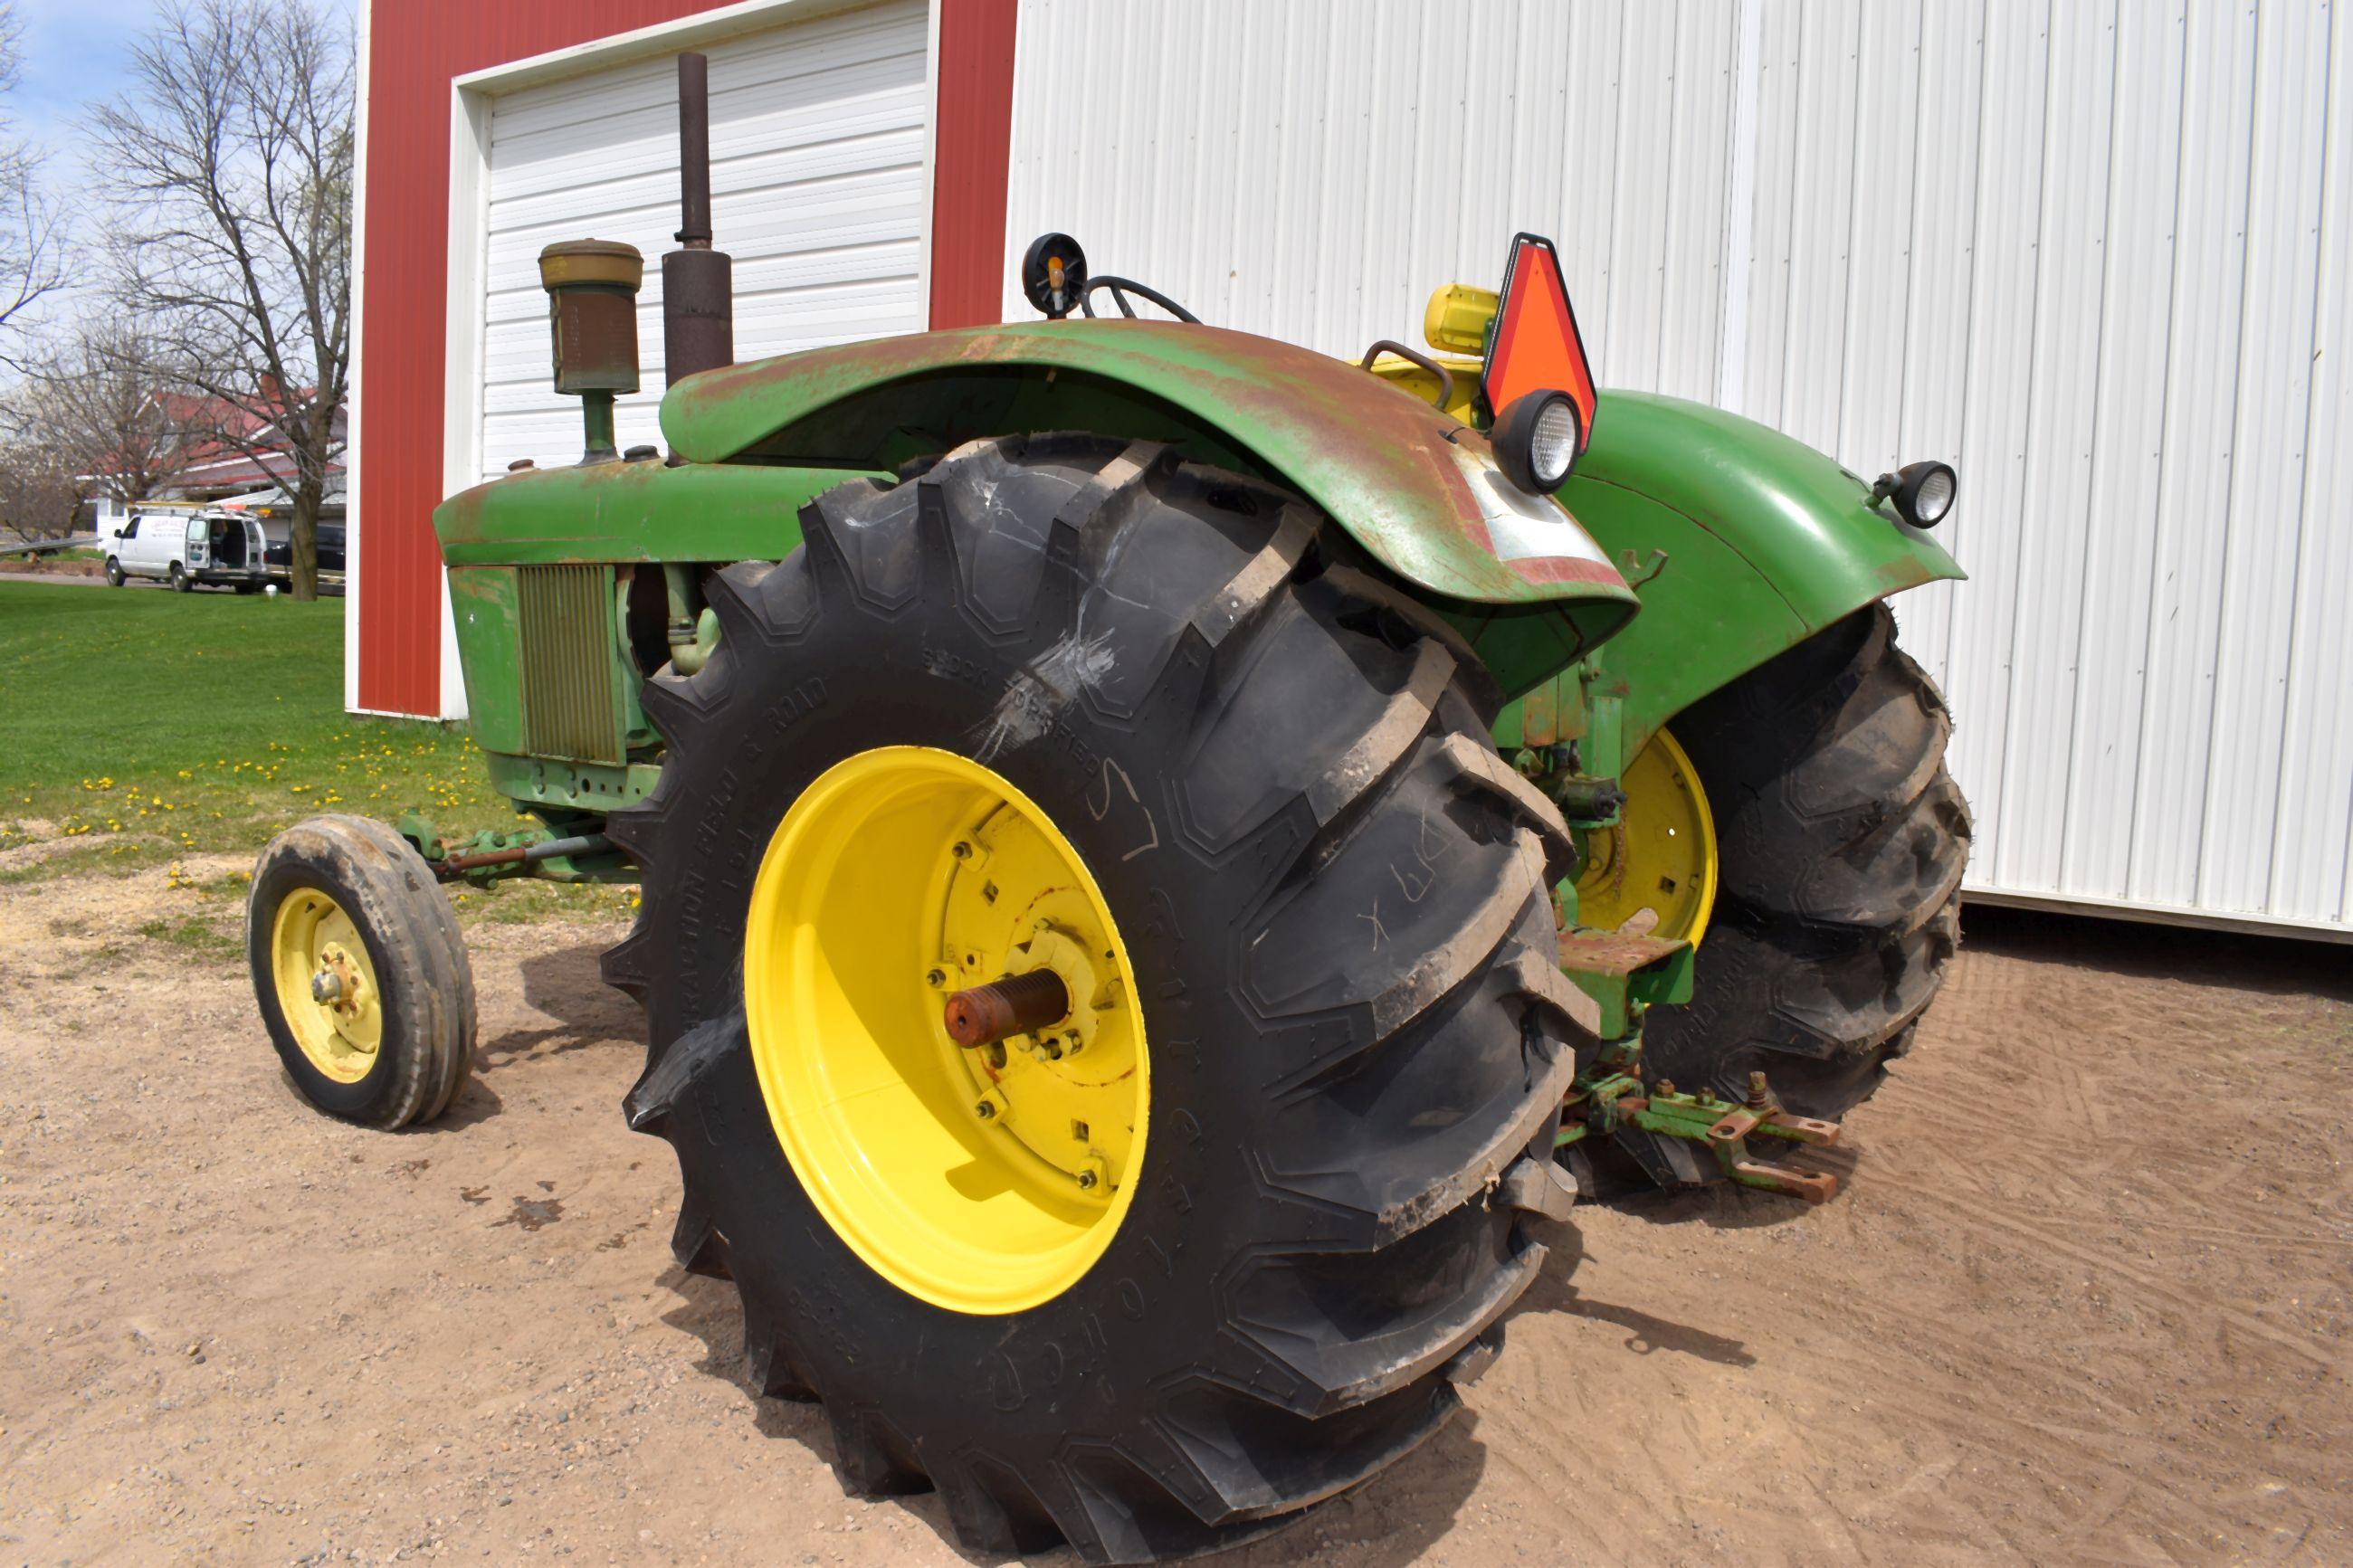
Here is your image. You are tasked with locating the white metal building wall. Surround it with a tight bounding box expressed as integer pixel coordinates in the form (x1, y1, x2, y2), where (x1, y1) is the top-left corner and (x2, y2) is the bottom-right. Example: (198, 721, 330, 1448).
(1002, 0, 2353, 938)
(475, 0, 931, 481)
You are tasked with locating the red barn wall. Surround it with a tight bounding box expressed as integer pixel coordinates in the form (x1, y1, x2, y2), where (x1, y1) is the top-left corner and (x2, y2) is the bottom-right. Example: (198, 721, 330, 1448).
(354, 0, 1016, 718)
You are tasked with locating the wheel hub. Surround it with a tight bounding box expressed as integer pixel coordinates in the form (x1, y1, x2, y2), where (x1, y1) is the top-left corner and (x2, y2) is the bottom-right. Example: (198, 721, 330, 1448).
(269, 892, 384, 1082)
(742, 746, 1148, 1315)
(1574, 727, 1719, 943)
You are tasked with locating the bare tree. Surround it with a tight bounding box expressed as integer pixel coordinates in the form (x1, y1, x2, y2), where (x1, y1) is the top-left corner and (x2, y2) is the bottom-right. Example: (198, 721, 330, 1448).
(0, 3, 62, 351)
(0, 436, 79, 544)
(89, 0, 349, 600)
(18, 327, 191, 505)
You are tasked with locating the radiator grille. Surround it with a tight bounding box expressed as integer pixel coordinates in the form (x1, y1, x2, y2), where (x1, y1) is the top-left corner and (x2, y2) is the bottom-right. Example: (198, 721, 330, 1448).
(518, 565, 620, 764)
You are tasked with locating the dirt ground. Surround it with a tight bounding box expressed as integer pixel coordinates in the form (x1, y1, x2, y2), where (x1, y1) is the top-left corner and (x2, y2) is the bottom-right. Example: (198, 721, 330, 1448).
(3, 854, 2347, 1567)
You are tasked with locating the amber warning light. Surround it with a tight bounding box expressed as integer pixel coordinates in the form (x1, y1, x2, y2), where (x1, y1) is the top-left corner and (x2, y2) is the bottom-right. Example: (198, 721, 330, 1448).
(1482, 234, 1597, 490)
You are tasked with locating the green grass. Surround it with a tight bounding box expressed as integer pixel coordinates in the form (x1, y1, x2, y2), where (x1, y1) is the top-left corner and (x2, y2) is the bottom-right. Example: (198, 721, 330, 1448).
(0, 582, 634, 922)
(137, 914, 243, 959)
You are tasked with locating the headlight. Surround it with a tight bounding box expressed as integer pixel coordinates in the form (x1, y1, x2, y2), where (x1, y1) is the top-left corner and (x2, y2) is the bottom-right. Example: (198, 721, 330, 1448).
(1492, 389, 1584, 495)
(1872, 461, 1958, 528)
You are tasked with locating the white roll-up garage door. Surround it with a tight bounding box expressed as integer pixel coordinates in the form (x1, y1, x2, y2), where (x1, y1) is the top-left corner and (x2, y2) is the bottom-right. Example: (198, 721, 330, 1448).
(476, 0, 929, 480)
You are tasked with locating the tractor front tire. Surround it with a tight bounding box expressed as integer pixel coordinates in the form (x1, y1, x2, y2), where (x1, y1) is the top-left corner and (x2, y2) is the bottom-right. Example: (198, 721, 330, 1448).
(247, 814, 477, 1129)
(1638, 603, 1970, 1123)
(603, 435, 1588, 1563)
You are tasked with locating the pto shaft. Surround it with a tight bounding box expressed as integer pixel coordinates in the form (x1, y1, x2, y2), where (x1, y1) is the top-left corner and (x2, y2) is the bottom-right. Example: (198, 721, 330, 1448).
(944, 971, 1070, 1048)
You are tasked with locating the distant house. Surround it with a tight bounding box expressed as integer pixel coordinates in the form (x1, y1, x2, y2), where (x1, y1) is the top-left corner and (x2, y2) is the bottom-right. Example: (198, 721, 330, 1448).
(85, 391, 346, 559)
(148, 391, 347, 507)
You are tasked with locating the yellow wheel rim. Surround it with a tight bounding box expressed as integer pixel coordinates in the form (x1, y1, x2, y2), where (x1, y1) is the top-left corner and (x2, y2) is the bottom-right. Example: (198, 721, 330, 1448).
(1574, 727, 1719, 944)
(269, 889, 385, 1083)
(743, 746, 1148, 1316)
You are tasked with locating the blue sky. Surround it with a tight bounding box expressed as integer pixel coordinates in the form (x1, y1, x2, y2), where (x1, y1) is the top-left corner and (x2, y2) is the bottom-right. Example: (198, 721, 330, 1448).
(6, 0, 355, 329)
(11, 0, 173, 170)
(10, 0, 357, 173)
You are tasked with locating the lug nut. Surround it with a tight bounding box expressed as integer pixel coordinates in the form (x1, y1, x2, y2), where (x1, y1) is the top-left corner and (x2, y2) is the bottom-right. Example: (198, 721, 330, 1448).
(1074, 1170, 1099, 1191)
(975, 1100, 996, 1120)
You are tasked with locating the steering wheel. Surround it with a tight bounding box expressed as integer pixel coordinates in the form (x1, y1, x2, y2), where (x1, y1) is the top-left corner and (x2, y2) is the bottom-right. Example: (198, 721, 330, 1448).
(1078, 275, 1200, 325)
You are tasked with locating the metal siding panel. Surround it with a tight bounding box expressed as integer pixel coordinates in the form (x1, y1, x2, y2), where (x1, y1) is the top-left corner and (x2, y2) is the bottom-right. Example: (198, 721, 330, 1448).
(1657, 0, 1738, 404)
(1309, 2, 1381, 355)
(1224, 0, 1299, 340)
(1264, 2, 1338, 348)
(1440, 1, 1515, 297)
(1405, 5, 1474, 328)
(1775, 0, 1862, 459)
(2273, 2, 2352, 923)
(2128, 0, 2260, 908)
(994, 0, 2350, 936)
(1605, 2, 1678, 392)
(1557, 0, 1629, 368)
(1739, 0, 1802, 423)
(1990, 0, 2119, 891)
(2196, 0, 2332, 913)
(1884, 0, 1988, 698)
(2057, 0, 2188, 898)
(1003, 0, 1671, 374)
(1834, 0, 1924, 483)
(1939, 0, 2053, 894)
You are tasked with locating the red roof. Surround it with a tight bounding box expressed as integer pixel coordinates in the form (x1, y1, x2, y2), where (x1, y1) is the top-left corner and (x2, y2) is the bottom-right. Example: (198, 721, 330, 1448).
(86, 388, 343, 496)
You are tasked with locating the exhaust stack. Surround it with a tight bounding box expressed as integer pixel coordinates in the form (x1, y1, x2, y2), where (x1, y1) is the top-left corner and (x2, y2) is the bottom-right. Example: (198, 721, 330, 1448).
(662, 52, 734, 386)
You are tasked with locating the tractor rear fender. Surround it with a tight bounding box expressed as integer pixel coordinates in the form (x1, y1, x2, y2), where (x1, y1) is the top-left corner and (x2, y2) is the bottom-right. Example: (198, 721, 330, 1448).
(659, 319, 1641, 669)
(1505, 391, 1967, 757)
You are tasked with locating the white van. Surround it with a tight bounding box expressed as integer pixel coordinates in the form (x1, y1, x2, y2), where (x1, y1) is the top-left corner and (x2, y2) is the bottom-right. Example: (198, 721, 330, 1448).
(105, 508, 269, 593)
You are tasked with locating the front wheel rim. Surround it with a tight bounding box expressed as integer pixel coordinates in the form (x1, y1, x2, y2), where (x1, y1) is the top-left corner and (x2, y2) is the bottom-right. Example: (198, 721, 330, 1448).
(742, 746, 1149, 1316)
(269, 889, 385, 1082)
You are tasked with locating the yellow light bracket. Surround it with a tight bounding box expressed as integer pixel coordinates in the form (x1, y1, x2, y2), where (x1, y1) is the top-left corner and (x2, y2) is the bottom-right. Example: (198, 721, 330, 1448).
(1424, 283, 1500, 356)
(1482, 233, 1598, 465)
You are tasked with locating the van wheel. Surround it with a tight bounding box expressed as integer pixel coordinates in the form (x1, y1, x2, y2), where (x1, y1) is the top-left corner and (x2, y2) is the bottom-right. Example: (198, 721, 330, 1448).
(168, 562, 190, 592)
(105, 557, 124, 587)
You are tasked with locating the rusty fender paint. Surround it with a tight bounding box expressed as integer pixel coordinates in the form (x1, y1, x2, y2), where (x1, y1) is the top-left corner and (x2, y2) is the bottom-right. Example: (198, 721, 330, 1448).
(659, 319, 1640, 636)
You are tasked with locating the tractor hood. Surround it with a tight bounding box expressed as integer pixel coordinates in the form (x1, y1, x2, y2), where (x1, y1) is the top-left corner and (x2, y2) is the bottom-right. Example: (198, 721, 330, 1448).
(660, 320, 1639, 628)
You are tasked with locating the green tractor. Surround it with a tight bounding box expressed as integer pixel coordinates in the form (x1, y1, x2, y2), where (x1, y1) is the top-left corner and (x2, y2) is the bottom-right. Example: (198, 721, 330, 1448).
(246, 55, 1967, 1563)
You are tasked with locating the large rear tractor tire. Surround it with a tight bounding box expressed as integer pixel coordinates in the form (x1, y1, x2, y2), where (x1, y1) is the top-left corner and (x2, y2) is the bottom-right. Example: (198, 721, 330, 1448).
(247, 814, 477, 1129)
(1637, 603, 1971, 1123)
(602, 434, 1589, 1563)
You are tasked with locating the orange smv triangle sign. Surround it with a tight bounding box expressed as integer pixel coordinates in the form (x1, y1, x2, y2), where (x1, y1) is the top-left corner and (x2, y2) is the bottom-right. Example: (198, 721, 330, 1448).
(1482, 234, 1597, 454)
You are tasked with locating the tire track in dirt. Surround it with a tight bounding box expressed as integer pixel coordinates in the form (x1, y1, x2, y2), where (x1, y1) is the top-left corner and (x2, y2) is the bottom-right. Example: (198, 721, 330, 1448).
(3, 874, 2348, 1565)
